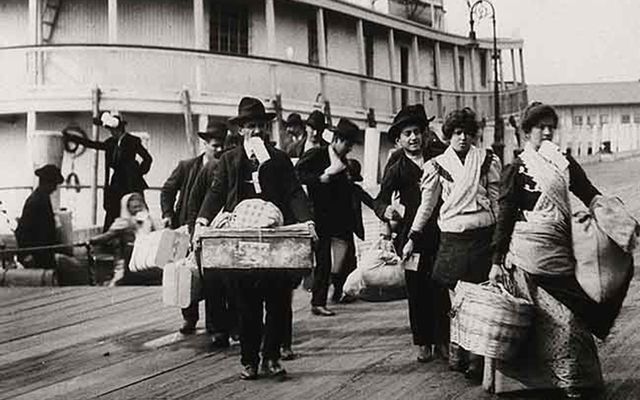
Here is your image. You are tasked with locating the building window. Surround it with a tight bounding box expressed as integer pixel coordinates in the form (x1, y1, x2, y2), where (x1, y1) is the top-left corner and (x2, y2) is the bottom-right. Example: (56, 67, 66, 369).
(210, 3, 249, 55)
(599, 114, 608, 125)
(634, 113, 640, 123)
(573, 115, 583, 126)
(308, 17, 318, 65)
(622, 114, 631, 124)
(479, 50, 487, 87)
(364, 31, 374, 77)
(586, 115, 595, 126)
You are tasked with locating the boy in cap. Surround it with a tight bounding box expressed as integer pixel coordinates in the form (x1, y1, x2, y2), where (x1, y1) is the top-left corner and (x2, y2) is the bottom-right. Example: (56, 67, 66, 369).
(286, 110, 329, 159)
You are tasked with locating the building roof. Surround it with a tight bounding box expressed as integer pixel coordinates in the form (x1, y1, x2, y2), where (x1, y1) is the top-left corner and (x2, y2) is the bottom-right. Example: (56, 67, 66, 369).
(528, 81, 640, 107)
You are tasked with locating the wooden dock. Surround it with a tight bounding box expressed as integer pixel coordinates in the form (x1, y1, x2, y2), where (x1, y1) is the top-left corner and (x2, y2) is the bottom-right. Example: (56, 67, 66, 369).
(2, 157, 640, 400)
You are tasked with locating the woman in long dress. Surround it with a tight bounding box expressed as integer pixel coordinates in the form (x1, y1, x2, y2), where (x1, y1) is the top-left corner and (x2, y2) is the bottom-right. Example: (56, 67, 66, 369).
(488, 102, 629, 399)
(403, 107, 501, 381)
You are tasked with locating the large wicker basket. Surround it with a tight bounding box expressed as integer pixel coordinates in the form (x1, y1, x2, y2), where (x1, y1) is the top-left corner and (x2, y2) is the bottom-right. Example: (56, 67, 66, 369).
(450, 281, 534, 361)
(198, 223, 313, 271)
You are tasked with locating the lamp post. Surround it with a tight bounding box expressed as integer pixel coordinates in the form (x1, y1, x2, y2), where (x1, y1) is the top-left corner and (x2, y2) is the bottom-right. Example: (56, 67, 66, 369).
(468, 0, 503, 162)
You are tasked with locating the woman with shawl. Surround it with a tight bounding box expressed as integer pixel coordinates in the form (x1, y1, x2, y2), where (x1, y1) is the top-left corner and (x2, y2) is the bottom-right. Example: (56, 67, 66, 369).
(403, 108, 501, 381)
(90, 192, 159, 286)
(487, 102, 628, 399)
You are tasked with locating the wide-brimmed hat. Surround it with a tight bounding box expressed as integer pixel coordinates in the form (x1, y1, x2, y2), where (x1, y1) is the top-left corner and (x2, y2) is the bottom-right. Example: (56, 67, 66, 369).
(346, 158, 363, 182)
(198, 120, 228, 142)
(35, 164, 64, 185)
(285, 113, 304, 128)
(332, 118, 362, 144)
(389, 104, 434, 140)
(92, 111, 126, 129)
(306, 110, 326, 132)
(228, 97, 276, 125)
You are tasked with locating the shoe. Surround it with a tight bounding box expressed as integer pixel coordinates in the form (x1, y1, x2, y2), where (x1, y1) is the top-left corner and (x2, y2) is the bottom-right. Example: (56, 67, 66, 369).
(311, 306, 335, 316)
(179, 321, 197, 335)
(281, 347, 296, 361)
(416, 345, 433, 363)
(239, 364, 258, 380)
(433, 343, 449, 360)
(261, 359, 287, 379)
(208, 336, 230, 350)
(331, 287, 343, 304)
(563, 388, 584, 399)
(230, 332, 241, 343)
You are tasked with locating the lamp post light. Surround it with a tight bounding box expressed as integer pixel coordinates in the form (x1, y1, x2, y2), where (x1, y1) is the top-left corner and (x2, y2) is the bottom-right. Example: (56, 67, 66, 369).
(468, 0, 503, 162)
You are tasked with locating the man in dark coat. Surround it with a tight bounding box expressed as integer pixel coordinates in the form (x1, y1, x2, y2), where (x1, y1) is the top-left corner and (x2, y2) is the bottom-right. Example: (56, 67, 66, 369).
(373, 104, 449, 363)
(195, 97, 316, 380)
(160, 121, 227, 337)
(63, 112, 153, 231)
(285, 110, 329, 159)
(295, 118, 362, 317)
(15, 164, 84, 284)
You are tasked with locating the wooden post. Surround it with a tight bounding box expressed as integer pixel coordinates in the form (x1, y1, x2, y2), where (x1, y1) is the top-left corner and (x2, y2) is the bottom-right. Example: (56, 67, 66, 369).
(510, 48, 517, 87)
(317, 7, 327, 102)
(180, 88, 198, 156)
(108, 0, 118, 43)
(388, 28, 397, 113)
(453, 45, 460, 92)
(90, 87, 101, 225)
(194, 0, 205, 93)
(363, 109, 379, 186)
(519, 48, 526, 85)
(434, 41, 441, 89)
(356, 19, 367, 109)
(411, 35, 421, 103)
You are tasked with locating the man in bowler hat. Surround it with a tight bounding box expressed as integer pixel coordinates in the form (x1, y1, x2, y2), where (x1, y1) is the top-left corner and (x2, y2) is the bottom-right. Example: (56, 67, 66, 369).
(63, 112, 153, 231)
(160, 120, 229, 340)
(295, 117, 362, 316)
(194, 96, 316, 380)
(285, 110, 329, 159)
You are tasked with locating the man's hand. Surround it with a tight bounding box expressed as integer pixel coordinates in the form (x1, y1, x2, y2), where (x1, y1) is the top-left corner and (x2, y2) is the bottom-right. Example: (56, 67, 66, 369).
(192, 218, 209, 249)
(401, 239, 414, 261)
(489, 263, 505, 284)
(307, 221, 319, 244)
(384, 205, 401, 221)
(319, 173, 331, 184)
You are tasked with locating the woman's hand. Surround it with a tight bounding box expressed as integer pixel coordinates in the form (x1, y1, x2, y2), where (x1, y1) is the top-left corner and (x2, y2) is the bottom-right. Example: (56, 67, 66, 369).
(402, 239, 414, 261)
(489, 263, 505, 284)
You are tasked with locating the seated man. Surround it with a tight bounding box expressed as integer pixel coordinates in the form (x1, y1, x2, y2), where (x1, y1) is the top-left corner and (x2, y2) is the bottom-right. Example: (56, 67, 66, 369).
(15, 164, 85, 285)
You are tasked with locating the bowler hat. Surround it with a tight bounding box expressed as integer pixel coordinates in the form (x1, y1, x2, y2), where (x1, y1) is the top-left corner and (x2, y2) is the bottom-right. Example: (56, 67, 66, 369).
(198, 120, 228, 142)
(285, 113, 304, 128)
(332, 118, 362, 144)
(35, 164, 64, 185)
(346, 158, 364, 182)
(228, 97, 276, 125)
(306, 110, 326, 132)
(388, 104, 434, 140)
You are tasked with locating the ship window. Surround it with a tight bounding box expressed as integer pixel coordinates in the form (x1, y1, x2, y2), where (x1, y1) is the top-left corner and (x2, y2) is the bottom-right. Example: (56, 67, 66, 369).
(308, 16, 318, 65)
(573, 115, 583, 126)
(479, 50, 487, 87)
(365, 31, 374, 77)
(210, 3, 249, 55)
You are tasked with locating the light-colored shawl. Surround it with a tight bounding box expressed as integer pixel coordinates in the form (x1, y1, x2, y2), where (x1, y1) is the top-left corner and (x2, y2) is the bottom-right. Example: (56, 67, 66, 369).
(507, 141, 574, 276)
(437, 145, 486, 222)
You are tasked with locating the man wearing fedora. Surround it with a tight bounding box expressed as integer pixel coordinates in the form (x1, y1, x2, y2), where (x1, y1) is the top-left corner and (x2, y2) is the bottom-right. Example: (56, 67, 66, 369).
(296, 117, 362, 316)
(15, 164, 85, 284)
(161, 120, 228, 339)
(284, 113, 305, 149)
(63, 112, 153, 231)
(373, 104, 449, 363)
(195, 96, 316, 380)
(285, 110, 329, 159)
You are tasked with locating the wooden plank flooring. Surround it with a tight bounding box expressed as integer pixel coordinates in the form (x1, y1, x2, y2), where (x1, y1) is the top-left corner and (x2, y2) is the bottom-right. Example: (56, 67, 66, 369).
(3, 157, 640, 400)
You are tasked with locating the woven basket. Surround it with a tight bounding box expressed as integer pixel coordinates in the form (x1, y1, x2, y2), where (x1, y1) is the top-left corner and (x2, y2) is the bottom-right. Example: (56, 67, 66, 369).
(450, 281, 534, 361)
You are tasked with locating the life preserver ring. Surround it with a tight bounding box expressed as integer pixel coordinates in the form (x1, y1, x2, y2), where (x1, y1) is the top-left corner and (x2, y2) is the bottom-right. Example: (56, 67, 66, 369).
(61, 125, 88, 158)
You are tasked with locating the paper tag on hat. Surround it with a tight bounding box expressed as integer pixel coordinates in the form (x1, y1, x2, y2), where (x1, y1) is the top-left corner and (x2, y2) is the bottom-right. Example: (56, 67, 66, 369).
(248, 137, 270, 164)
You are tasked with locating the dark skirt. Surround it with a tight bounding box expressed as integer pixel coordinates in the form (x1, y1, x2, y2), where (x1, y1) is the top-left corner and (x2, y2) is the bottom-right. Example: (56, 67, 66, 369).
(433, 225, 494, 290)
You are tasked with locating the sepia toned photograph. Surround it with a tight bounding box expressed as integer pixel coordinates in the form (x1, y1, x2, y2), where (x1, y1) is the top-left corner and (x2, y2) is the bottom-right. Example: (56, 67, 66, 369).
(1, 0, 639, 399)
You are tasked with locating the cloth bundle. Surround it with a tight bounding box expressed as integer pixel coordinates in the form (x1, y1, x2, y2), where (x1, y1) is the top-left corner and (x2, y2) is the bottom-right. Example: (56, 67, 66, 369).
(223, 199, 284, 229)
(573, 195, 638, 303)
(344, 238, 405, 293)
